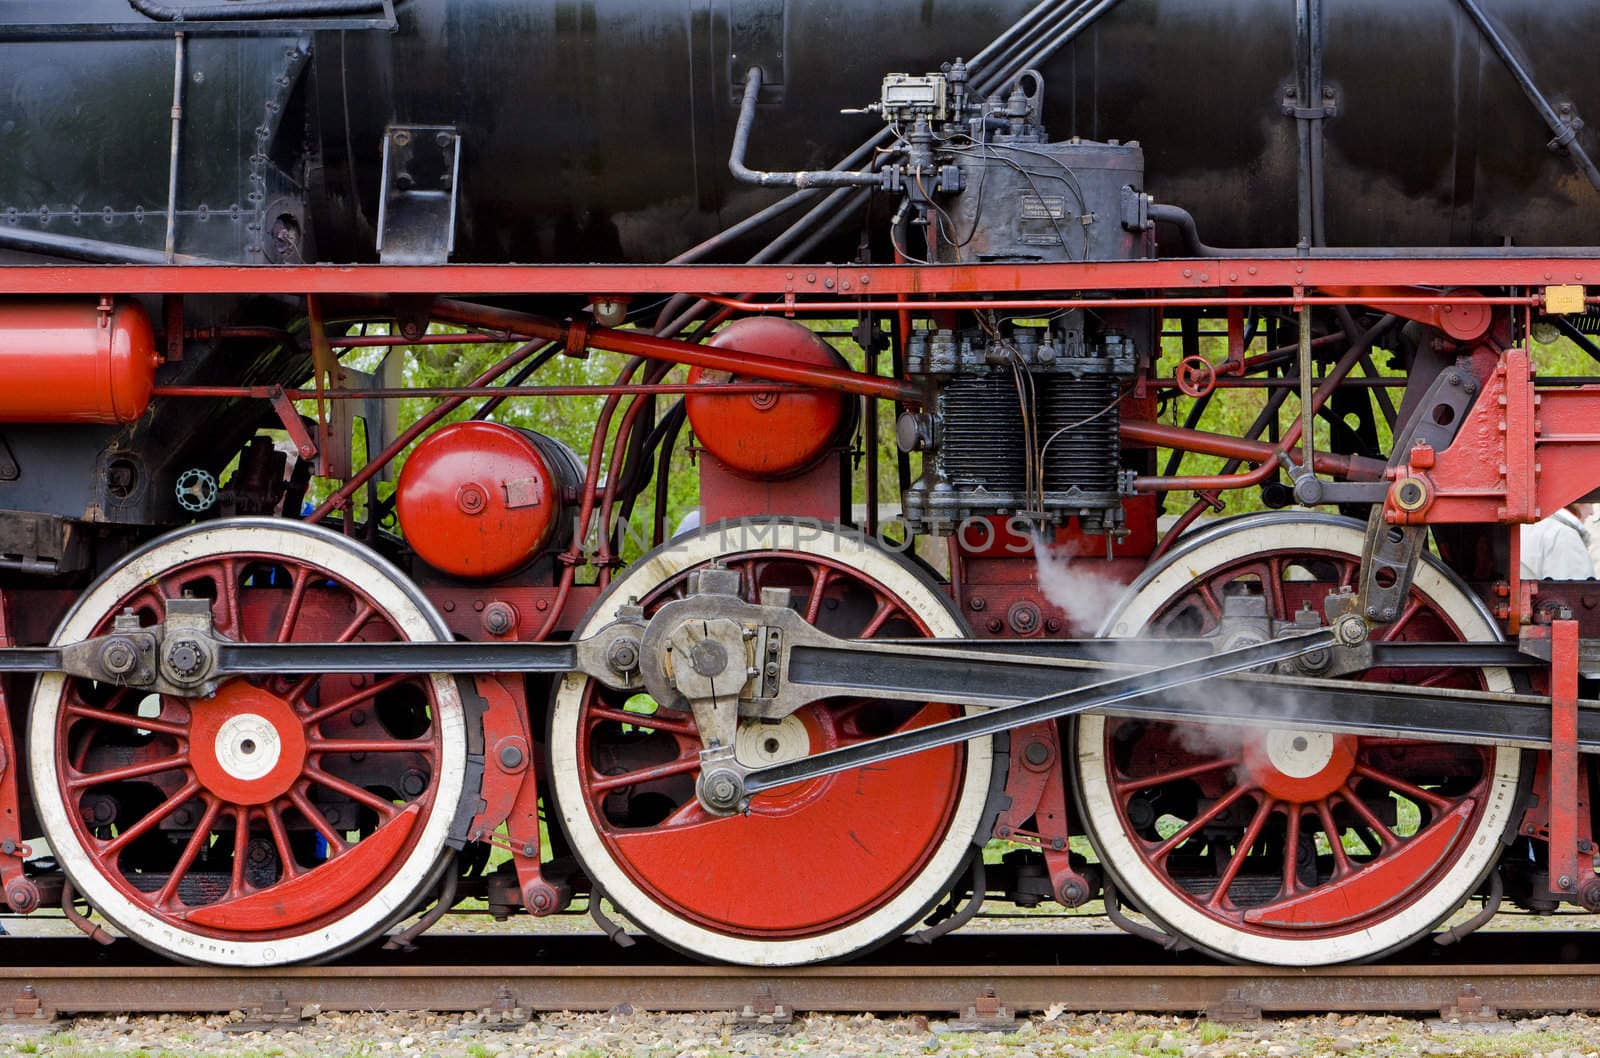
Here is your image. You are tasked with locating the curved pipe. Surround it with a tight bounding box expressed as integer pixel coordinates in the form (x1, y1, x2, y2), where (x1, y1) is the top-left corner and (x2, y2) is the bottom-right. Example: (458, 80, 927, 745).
(130, 0, 380, 19)
(729, 68, 883, 190)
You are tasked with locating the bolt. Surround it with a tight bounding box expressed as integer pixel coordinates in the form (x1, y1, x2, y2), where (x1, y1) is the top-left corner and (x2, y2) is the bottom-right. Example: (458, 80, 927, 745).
(164, 639, 206, 680)
(764, 662, 779, 678)
(709, 778, 735, 802)
(987, 618, 1003, 633)
(606, 638, 640, 673)
(1559, 874, 1574, 891)
(6, 882, 37, 914)
(392, 129, 411, 147)
(482, 601, 516, 636)
(401, 770, 428, 798)
(1024, 741, 1050, 766)
(435, 130, 454, 148)
(100, 639, 138, 677)
(969, 597, 987, 612)
(1056, 878, 1089, 907)
(498, 743, 525, 770)
(526, 887, 554, 914)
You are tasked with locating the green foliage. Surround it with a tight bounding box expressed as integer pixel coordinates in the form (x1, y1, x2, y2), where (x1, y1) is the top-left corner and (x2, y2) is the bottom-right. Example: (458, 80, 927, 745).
(284, 319, 1600, 566)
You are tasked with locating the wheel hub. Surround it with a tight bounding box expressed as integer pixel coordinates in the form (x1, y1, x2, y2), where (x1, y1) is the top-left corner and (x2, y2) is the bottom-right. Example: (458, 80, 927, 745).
(188, 682, 306, 805)
(1244, 729, 1357, 802)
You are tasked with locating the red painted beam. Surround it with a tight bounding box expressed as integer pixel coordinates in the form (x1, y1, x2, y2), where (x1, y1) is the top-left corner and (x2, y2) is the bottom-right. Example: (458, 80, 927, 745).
(0, 257, 1593, 297)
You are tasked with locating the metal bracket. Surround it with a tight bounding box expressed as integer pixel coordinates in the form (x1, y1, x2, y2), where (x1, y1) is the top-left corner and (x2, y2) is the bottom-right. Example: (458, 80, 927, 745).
(1357, 365, 1479, 624)
(376, 126, 462, 265)
(728, 0, 787, 103)
(949, 987, 1020, 1033)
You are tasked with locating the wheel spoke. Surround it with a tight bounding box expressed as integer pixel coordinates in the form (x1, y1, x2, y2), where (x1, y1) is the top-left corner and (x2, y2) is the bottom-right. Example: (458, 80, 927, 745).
(859, 595, 899, 638)
(301, 674, 414, 728)
(1114, 756, 1241, 795)
(803, 566, 834, 624)
(590, 754, 701, 794)
(1373, 597, 1424, 643)
(587, 704, 698, 737)
(264, 802, 301, 880)
(154, 795, 222, 909)
(276, 566, 313, 643)
(220, 557, 244, 637)
(1280, 804, 1302, 897)
(1338, 787, 1402, 852)
(1206, 797, 1276, 910)
(288, 788, 349, 853)
(67, 753, 190, 789)
(64, 704, 188, 740)
(229, 806, 251, 899)
(1313, 798, 1353, 876)
(1150, 785, 1250, 862)
(1352, 764, 1451, 812)
(99, 778, 203, 857)
(307, 737, 436, 756)
(304, 766, 400, 819)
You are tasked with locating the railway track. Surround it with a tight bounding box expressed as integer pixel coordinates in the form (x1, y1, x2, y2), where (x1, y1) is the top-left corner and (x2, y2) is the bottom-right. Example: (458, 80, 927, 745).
(2, 933, 1599, 1024)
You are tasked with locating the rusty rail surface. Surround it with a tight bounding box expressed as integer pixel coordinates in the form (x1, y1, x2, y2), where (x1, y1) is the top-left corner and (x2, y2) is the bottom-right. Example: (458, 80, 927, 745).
(1, 932, 1599, 1022)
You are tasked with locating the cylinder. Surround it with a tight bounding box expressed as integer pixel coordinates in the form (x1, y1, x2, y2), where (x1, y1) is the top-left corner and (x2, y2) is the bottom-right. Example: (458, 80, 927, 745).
(685, 318, 854, 480)
(0, 300, 158, 423)
(396, 421, 582, 580)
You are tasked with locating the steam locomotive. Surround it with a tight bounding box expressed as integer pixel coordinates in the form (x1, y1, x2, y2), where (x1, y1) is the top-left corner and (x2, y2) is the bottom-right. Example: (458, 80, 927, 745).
(0, 0, 1596, 970)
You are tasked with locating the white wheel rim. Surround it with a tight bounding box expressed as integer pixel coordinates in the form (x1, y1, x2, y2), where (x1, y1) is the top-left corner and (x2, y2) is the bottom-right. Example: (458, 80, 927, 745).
(29, 518, 466, 967)
(549, 521, 994, 965)
(1076, 514, 1521, 965)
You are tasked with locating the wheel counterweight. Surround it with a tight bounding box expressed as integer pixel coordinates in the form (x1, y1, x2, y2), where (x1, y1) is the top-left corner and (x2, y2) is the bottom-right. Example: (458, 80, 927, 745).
(549, 521, 996, 965)
(1074, 514, 1522, 965)
(28, 519, 468, 966)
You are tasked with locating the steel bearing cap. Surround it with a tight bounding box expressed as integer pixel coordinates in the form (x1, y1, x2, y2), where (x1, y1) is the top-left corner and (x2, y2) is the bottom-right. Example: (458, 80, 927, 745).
(30, 519, 468, 967)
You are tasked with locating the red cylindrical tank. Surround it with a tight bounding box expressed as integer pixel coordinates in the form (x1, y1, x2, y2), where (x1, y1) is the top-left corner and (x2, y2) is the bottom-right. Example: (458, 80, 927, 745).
(0, 300, 159, 423)
(396, 422, 581, 580)
(685, 318, 854, 480)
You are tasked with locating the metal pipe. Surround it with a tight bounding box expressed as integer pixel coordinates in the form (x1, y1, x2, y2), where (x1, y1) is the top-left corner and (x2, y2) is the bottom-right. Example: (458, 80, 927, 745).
(703, 293, 1538, 313)
(426, 298, 921, 403)
(1146, 204, 1231, 258)
(729, 68, 883, 190)
(155, 382, 810, 399)
(668, 0, 1075, 268)
(1299, 305, 1315, 476)
(983, 0, 1122, 94)
(1122, 420, 1383, 483)
(163, 32, 186, 262)
(131, 0, 383, 19)
(1455, 0, 1600, 191)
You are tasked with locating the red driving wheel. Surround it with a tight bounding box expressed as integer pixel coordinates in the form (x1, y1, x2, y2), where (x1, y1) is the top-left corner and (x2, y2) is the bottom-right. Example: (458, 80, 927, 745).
(549, 522, 996, 964)
(31, 520, 466, 965)
(1074, 515, 1522, 964)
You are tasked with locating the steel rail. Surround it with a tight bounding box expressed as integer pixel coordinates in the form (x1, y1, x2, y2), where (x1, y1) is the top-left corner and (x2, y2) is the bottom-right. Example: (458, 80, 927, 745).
(6, 934, 1600, 1017)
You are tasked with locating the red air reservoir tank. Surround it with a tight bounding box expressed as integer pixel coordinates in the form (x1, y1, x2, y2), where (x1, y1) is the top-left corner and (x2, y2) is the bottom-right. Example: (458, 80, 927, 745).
(396, 421, 583, 580)
(684, 318, 854, 479)
(0, 299, 159, 423)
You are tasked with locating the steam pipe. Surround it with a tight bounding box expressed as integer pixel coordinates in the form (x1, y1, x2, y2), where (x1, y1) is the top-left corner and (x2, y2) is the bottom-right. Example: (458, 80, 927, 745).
(426, 298, 921, 403)
(1455, 0, 1600, 192)
(163, 32, 185, 262)
(729, 68, 884, 190)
